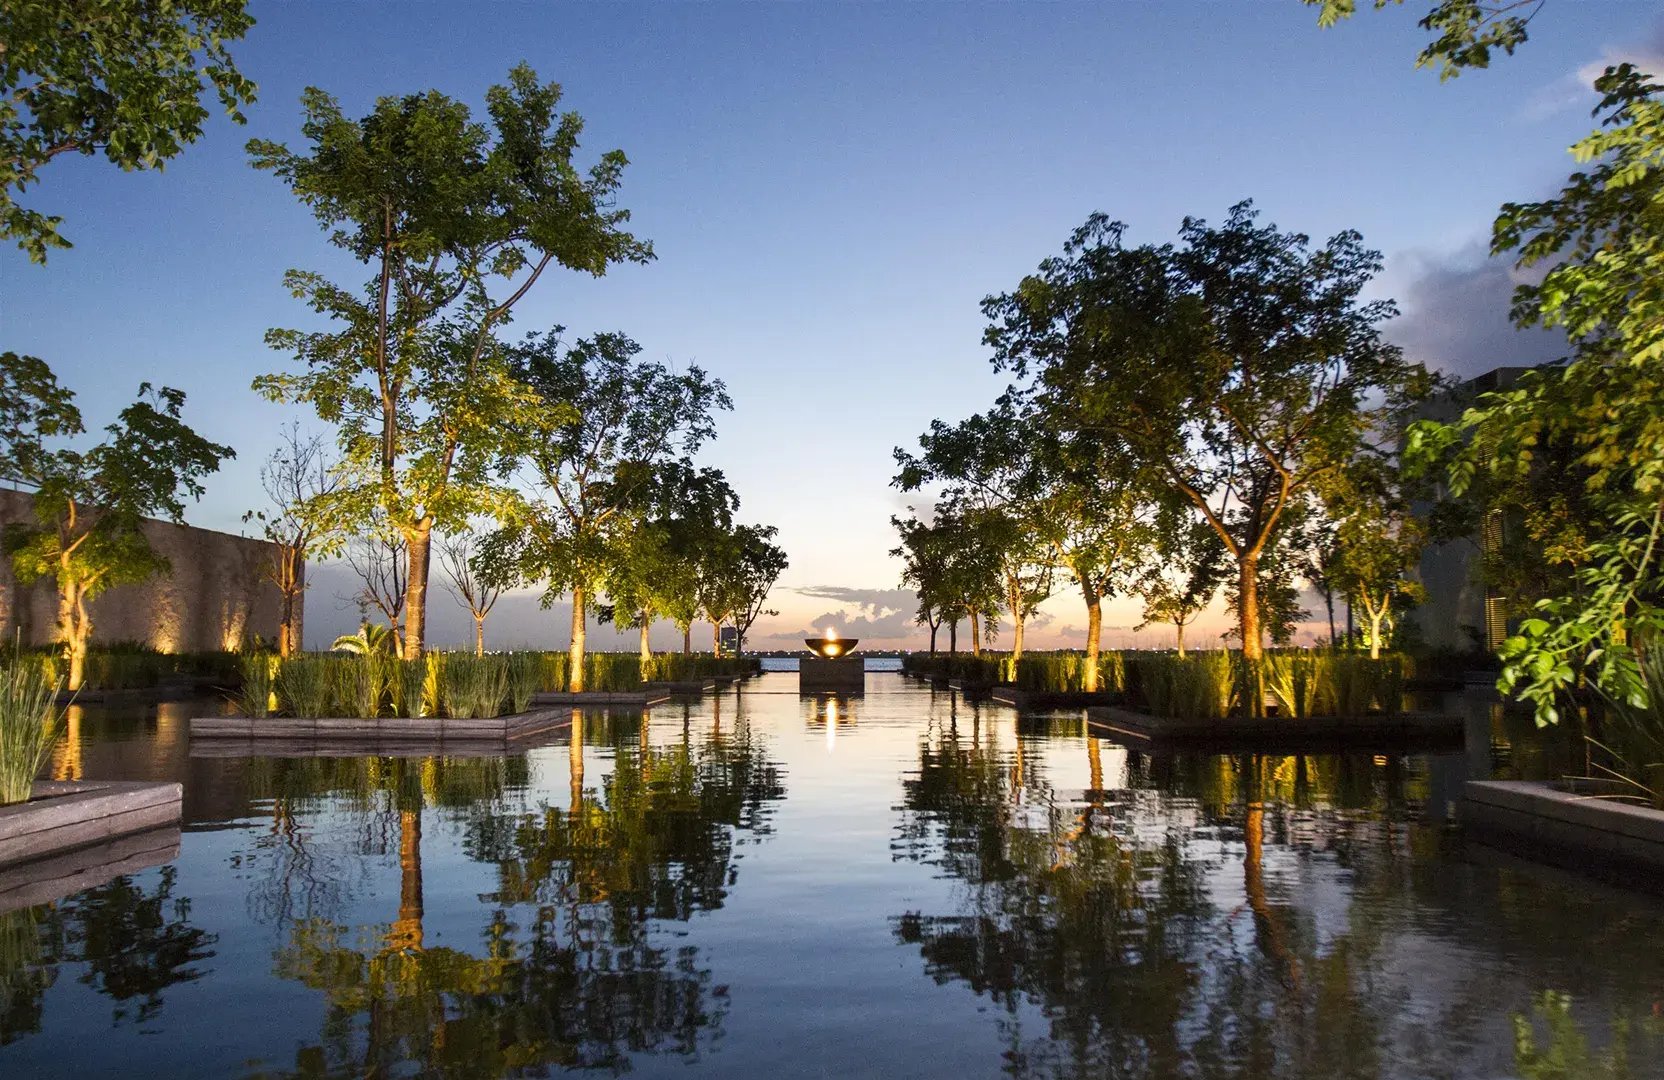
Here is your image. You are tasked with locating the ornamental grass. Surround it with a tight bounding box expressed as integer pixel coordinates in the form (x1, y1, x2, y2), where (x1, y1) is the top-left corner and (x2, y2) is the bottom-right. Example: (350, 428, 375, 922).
(0, 661, 64, 806)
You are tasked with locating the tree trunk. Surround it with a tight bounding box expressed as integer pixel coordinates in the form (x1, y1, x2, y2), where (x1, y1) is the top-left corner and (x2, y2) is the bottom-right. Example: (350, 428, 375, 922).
(929, 622, 938, 655)
(569, 710, 585, 816)
(640, 617, 652, 664)
(1083, 590, 1102, 694)
(402, 522, 432, 660)
(1366, 598, 1385, 660)
(1324, 590, 1337, 648)
(569, 584, 586, 693)
(1088, 735, 1103, 793)
(1238, 554, 1263, 662)
(683, 625, 691, 654)
(59, 583, 89, 693)
(970, 612, 982, 657)
(1008, 579, 1025, 663)
(1174, 619, 1186, 660)
(948, 620, 958, 655)
(473, 615, 485, 657)
(713, 621, 721, 655)
(391, 807, 424, 952)
(1345, 595, 1354, 646)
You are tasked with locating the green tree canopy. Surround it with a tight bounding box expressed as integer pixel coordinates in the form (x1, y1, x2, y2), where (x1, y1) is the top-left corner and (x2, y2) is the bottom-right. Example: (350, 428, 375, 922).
(0, 0, 257, 261)
(252, 63, 651, 658)
(0, 354, 232, 689)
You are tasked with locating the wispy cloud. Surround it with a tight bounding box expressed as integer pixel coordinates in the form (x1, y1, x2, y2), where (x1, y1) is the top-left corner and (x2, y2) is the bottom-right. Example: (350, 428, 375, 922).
(1521, 24, 1664, 121)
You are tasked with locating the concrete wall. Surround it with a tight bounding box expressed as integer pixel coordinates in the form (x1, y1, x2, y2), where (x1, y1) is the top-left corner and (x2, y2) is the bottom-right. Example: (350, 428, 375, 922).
(0, 488, 296, 652)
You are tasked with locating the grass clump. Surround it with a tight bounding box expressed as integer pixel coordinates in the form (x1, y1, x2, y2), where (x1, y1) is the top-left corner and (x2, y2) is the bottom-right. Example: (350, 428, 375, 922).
(442, 655, 509, 718)
(507, 653, 540, 713)
(277, 656, 335, 719)
(0, 661, 64, 806)
(237, 653, 278, 718)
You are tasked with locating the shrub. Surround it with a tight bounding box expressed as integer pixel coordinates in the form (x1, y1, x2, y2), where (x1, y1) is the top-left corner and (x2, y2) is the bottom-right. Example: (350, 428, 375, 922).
(336, 653, 390, 718)
(0, 661, 64, 805)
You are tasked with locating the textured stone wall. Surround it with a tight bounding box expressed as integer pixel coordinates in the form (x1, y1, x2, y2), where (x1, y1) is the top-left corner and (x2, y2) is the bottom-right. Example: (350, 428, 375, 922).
(0, 488, 297, 651)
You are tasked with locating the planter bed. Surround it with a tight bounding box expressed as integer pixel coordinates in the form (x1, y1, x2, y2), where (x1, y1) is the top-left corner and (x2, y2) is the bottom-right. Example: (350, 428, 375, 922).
(0, 825, 180, 914)
(0, 780, 183, 871)
(531, 690, 672, 706)
(1085, 705, 1464, 749)
(1464, 780, 1664, 887)
(190, 706, 574, 742)
(992, 687, 1117, 711)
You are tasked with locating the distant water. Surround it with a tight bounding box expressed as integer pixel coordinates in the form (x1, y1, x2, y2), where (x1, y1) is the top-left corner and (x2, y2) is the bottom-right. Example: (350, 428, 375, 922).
(759, 655, 902, 673)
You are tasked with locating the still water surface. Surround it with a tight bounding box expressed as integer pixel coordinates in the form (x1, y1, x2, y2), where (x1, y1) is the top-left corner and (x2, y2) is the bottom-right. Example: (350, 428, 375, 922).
(3, 670, 1663, 1078)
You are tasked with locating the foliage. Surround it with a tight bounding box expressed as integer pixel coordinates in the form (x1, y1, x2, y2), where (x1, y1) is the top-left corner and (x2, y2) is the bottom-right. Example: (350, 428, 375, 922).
(701, 523, 788, 653)
(479, 330, 730, 690)
(0, 355, 234, 690)
(1586, 645, 1664, 809)
(0, 658, 62, 805)
(1308, 0, 1538, 80)
(1122, 652, 1238, 720)
(251, 63, 650, 657)
(506, 652, 540, 713)
(1138, 504, 1228, 657)
(1002, 650, 1126, 695)
(890, 509, 1003, 655)
(0, 0, 257, 261)
(393, 658, 429, 719)
(331, 622, 397, 656)
(1325, 456, 1429, 659)
(438, 531, 501, 656)
(1261, 650, 1407, 719)
(984, 202, 1431, 661)
(1407, 67, 1664, 724)
(276, 655, 334, 719)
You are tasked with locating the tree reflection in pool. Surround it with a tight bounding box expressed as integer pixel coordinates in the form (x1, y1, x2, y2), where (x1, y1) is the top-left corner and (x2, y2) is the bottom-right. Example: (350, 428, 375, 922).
(0, 673, 1661, 1078)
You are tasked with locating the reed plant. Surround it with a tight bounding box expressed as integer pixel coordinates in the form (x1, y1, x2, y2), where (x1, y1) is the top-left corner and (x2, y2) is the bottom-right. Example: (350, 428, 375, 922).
(0, 660, 64, 805)
(506, 652, 540, 713)
(336, 652, 391, 718)
(392, 659, 429, 718)
(1004, 651, 1126, 694)
(442, 654, 509, 718)
(278, 655, 335, 719)
(237, 653, 278, 718)
(1263, 651, 1320, 719)
(1125, 651, 1236, 720)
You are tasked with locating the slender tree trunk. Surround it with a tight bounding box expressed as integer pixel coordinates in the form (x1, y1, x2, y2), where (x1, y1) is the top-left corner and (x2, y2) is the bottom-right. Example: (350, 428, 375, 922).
(929, 622, 938, 655)
(1008, 579, 1025, 663)
(402, 522, 433, 660)
(59, 582, 89, 692)
(1083, 591, 1102, 694)
(569, 710, 584, 815)
(1174, 619, 1186, 660)
(391, 808, 424, 952)
(1324, 590, 1337, 648)
(970, 612, 982, 657)
(569, 584, 587, 693)
(1345, 595, 1354, 646)
(640, 617, 652, 664)
(1088, 735, 1103, 793)
(948, 620, 958, 655)
(1367, 599, 1385, 660)
(1238, 554, 1263, 662)
(683, 625, 692, 654)
(473, 615, 485, 657)
(713, 621, 721, 655)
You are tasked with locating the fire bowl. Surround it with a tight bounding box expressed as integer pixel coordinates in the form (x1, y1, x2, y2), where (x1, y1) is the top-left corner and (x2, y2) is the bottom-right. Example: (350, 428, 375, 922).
(805, 638, 859, 659)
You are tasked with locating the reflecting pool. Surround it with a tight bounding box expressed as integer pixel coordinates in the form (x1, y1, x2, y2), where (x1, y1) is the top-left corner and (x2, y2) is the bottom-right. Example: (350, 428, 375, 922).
(3, 671, 1662, 1078)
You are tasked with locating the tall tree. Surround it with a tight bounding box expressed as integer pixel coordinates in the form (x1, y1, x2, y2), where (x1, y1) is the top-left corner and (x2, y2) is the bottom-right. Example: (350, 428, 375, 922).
(483, 331, 730, 692)
(0, 355, 232, 689)
(251, 64, 651, 659)
(984, 202, 1431, 661)
(1137, 508, 1227, 658)
(892, 510, 1002, 657)
(704, 524, 788, 655)
(0, 0, 257, 262)
(243, 423, 341, 657)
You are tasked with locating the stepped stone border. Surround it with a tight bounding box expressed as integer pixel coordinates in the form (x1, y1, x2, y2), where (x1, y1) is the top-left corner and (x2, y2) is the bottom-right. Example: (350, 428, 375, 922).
(642, 679, 718, 695)
(190, 706, 575, 742)
(992, 687, 1117, 710)
(1086, 705, 1463, 748)
(1464, 780, 1664, 883)
(0, 780, 182, 871)
(0, 826, 181, 914)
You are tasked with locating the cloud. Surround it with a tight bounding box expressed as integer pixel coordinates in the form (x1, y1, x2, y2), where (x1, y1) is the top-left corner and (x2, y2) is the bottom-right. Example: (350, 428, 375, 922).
(1382, 243, 1567, 379)
(790, 584, 916, 615)
(1521, 24, 1664, 120)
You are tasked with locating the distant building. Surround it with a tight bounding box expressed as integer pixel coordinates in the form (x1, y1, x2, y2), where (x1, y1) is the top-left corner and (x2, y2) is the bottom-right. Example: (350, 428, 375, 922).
(1404, 365, 1535, 654)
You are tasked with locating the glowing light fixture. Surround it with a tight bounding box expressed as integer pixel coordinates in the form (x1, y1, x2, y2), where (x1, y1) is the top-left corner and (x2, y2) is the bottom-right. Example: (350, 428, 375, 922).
(805, 627, 857, 659)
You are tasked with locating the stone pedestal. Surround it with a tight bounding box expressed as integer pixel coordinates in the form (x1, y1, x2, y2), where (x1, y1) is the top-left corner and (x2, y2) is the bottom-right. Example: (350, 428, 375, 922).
(800, 657, 865, 694)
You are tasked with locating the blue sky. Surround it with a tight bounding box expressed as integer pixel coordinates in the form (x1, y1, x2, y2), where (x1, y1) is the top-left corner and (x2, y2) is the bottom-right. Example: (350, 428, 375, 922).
(5, 2, 1661, 649)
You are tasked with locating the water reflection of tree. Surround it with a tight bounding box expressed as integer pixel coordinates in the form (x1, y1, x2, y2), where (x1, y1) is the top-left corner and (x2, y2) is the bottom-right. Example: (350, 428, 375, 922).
(257, 713, 784, 1076)
(892, 725, 1664, 1078)
(1, 867, 215, 1044)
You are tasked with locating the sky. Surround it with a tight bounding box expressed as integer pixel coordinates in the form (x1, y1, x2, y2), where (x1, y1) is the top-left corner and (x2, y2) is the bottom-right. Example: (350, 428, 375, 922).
(5, 2, 1662, 652)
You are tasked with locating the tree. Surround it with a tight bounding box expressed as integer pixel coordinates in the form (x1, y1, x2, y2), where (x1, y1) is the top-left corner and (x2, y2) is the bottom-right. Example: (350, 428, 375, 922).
(895, 403, 1054, 661)
(0, 0, 257, 262)
(243, 423, 341, 657)
(1406, 67, 1664, 721)
(1307, 0, 1540, 79)
(251, 64, 651, 660)
(0, 355, 232, 689)
(1320, 452, 1429, 659)
(892, 513, 952, 654)
(891, 510, 1002, 657)
(984, 202, 1431, 662)
(483, 331, 730, 692)
(342, 526, 407, 653)
(1137, 509, 1227, 658)
(438, 532, 501, 656)
(705, 524, 788, 655)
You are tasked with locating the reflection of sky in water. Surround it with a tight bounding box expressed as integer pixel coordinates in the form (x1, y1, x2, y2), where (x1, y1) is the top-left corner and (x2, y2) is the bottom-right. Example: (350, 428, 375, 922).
(3, 672, 1662, 1077)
